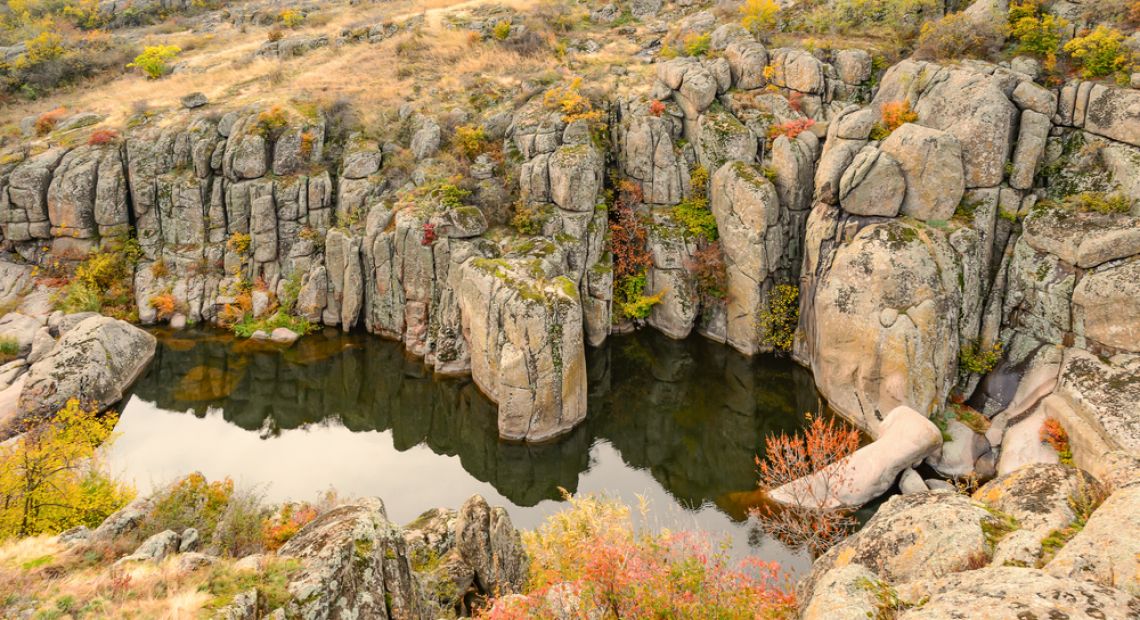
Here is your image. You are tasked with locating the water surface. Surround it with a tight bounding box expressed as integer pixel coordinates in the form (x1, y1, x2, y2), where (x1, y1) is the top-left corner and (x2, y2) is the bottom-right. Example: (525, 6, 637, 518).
(109, 328, 821, 572)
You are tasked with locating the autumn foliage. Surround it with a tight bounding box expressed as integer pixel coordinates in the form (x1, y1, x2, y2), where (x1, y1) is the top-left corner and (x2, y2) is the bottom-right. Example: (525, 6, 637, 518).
(880, 100, 918, 131)
(1039, 417, 1072, 464)
(767, 118, 815, 140)
(753, 414, 861, 557)
(480, 494, 796, 619)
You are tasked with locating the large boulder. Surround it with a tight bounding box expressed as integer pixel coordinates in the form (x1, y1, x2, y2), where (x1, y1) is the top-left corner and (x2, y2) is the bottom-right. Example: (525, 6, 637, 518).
(279, 498, 428, 620)
(894, 567, 1140, 619)
(454, 495, 527, 595)
(1082, 84, 1140, 148)
(1046, 484, 1140, 590)
(456, 257, 587, 442)
(15, 316, 156, 423)
(837, 146, 905, 217)
(878, 123, 965, 222)
(770, 406, 942, 509)
(710, 162, 783, 355)
(804, 221, 960, 435)
(801, 491, 1006, 598)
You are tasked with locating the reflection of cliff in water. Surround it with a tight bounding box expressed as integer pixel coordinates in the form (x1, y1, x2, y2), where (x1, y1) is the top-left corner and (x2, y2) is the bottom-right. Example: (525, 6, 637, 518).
(129, 328, 818, 513)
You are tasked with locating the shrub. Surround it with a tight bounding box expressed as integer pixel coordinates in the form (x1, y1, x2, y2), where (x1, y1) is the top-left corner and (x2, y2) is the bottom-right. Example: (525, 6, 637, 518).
(481, 494, 796, 619)
(421, 222, 437, 246)
(915, 12, 1004, 61)
(227, 231, 252, 256)
(1063, 191, 1132, 214)
(1009, 1, 1067, 63)
(673, 197, 718, 241)
(959, 340, 1003, 375)
(511, 203, 549, 235)
(453, 124, 488, 160)
(35, 107, 68, 136)
(753, 413, 861, 557)
(253, 105, 289, 137)
(267, 27, 284, 42)
(233, 310, 315, 339)
(681, 33, 711, 57)
(1039, 417, 1072, 465)
(20, 31, 66, 66)
(433, 183, 470, 209)
(127, 45, 181, 79)
(767, 118, 815, 140)
(279, 8, 304, 28)
(869, 100, 917, 139)
(148, 292, 176, 320)
(144, 473, 233, 541)
(740, 0, 780, 36)
(0, 399, 135, 539)
(55, 244, 139, 319)
(262, 503, 320, 551)
(614, 272, 664, 320)
(756, 284, 799, 353)
(542, 78, 604, 124)
(0, 337, 19, 361)
(610, 203, 652, 282)
(87, 128, 119, 145)
(492, 20, 511, 41)
(648, 99, 666, 117)
(687, 241, 727, 302)
(1063, 25, 1131, 78)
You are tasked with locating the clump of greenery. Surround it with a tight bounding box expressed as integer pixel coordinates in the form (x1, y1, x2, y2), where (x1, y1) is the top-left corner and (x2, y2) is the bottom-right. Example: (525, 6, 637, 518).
(1037, 481, 1107, 565)
(542, 77, 605, 125)
(0, 336, 19, 362)
(55, 238, 143, 320)
(1062, 191, 1132, 214)
(915, 12, 1004, 61)
(481, 494, 795, 619)
(756, 284, 799, 353)
(233, 310, 315, 339)
(278, 8, 304, 28)
(1008, 0, 1067, 68)
(959, 340, 1003, 375)
(127, 45, 181, 79)
(740, 0, 780, 36)
(0, 399, 135, 540)
(511, 202, 549, 235)
(253, 105, 290, 138)
(869, 100, 917, 140)
(614, 272, 665, 320)
(492, 20, 511, 41)
(453, 124, 488, 160)
(681, 33, 711, 57)
(202, 558, 303, 612)
(140, 473, 269, 557)
(1063, 25, 1132, 79)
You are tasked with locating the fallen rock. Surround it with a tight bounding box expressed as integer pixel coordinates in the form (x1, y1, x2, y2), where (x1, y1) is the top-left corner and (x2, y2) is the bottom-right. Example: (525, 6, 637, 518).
(769, 406, 942, 509)
(15, 316, 156, 426)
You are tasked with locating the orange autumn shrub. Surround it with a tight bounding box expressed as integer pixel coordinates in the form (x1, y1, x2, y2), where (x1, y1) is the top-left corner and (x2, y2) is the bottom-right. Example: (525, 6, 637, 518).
(88, 128, 119, 146)
(262, 503, 320, 551)
(880, 100, 918, 132)
(1040, 417, 1072, 464)
(766, 118, 815, 140)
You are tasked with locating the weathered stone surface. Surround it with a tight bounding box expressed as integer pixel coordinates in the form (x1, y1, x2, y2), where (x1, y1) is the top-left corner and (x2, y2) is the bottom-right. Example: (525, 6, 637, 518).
(411, 116, 441, 160)
(278, 498, 428, 620)
(1053, 349, 1140, 455)
(0, 312, 42, 355)
(838, 146, 904, 217)
(879, 123, 965, 222)
(548, 144, 603, 213)
(455, 495, 527, 596)
(802, 491, 1004, 597)
(894, 567, 1140, 620)
(710, 162, 782, 355)
(770, 406, 942, 509)
(1022, 207, 1140, 269)
(927, 419, 988, 478)
(1082, 84, 1140, 148)
(801, 564, 880, 620)
(724, 41, 768, 90)
(15, 316, 156, 424)
(456, 258, 587, 442)
(1072, 257, 1140, 353)
(696, 107, 756, 171)
(1011, 80, 1056, 116)
(834, 49, 872, 85)
(119, 530, 180, 564)
(1009, 109, 1049, 190)
(1047, 484, 1140, 590)
(805, 221, 960, 435)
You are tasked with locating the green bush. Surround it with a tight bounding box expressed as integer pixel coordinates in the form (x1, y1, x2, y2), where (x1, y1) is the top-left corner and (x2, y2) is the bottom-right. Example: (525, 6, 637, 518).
(614, 273, 663, 320)
(959, 341, 1003, 375)
(1008, 1, 1067, 62)
(756, 284, 799, 353)
(673, 197, 719, 242)
(1063, 25, 1131, 78)
(127, 45, 181, 79)
(233, 311, 315, 339)
(1063, 191, 1132, 214)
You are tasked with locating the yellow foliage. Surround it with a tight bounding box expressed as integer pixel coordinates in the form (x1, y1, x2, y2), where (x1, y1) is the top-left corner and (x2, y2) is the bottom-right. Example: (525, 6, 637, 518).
(0, 399, 135, 539)
(14, 31, 65, 69)
(279, 8, 304, 28)
(542, 78, 604, 124)
(740, 0, 780, 35)
(1063, 25, 1131, 78)
(127, 45, 181, 79)
(756, 283, 799, 352)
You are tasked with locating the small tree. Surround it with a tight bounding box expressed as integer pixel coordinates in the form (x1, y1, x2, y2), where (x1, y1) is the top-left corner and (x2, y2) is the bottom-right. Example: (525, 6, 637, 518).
(752, 414, 861, 557)
(1063, 25, 1130, 79)
(0, 399, 135, 539)
(128, 45, 181, 79)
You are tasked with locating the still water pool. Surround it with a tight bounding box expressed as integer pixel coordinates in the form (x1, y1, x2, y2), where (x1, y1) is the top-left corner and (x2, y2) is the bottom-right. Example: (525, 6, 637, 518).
(108, 328, 822, 573)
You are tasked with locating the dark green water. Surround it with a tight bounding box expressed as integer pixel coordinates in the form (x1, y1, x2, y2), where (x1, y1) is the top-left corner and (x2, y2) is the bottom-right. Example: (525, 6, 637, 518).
(109, 328, 821, 571)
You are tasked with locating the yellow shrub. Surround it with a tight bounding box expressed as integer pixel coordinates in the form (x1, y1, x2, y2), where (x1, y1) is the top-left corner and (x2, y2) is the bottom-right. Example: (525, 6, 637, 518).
(279, 8, 304, 28)
(740, 0, 780, 35)
(1063, 25, 1131, 78)
(0, 399, 135, 539)
(127, 45, 181, 79)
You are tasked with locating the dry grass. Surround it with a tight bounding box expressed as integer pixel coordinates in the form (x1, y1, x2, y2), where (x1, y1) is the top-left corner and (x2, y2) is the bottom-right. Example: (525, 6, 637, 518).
(0, 534, 239, 618)
(0, 0, 589, 131)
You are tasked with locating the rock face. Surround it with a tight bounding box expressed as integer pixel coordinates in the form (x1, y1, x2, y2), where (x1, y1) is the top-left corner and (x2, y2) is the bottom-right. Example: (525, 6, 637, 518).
(456, 258, 587, 442)
(15, 316, 155, 423)
(799, 221, 961, 435)
(878, 123, 964, 221)
(1046, 483, 1140, 590)
(894, 567, 1140, 620)
(278, 498, 428, 620)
